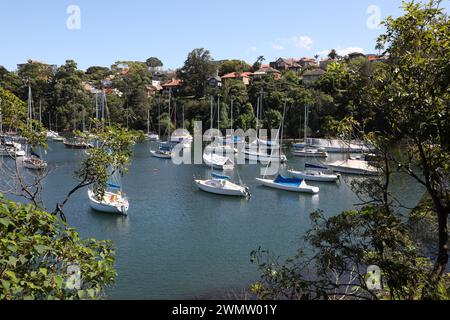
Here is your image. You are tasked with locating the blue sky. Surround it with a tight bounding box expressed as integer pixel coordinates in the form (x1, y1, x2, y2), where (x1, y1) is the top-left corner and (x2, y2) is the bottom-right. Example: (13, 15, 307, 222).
(0, 0, 429, 71)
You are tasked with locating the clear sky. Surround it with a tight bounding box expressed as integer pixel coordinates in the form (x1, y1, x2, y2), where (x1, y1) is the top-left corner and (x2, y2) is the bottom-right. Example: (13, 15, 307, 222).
(0, 0, 433, 71)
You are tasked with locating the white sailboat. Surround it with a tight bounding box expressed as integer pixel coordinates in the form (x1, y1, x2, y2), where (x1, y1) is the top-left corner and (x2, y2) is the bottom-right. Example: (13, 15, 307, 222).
(292, 105, 328, 158)
(88, 185, 129, 215)
(256, 101, 319, 194)
(151, 142, 173, 159)
(203, 96, 234, 170)
(243, 94, 287, 164)
(88, 92, 130, 215)
(326, 158, 380, 176)
(203, 151, 234, 170)
(23, 85, 48, 170)
(195, 173, 250, 198)
(256, 175, 319, 194)
(287, 169, 339, 182)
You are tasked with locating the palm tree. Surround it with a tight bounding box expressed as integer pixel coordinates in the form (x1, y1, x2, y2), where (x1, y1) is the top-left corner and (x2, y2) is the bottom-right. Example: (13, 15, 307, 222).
(328, 49, 338, 60)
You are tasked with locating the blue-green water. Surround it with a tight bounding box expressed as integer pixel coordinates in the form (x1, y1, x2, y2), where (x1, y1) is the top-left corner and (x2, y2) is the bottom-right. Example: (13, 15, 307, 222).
(10, 141, 426, 299)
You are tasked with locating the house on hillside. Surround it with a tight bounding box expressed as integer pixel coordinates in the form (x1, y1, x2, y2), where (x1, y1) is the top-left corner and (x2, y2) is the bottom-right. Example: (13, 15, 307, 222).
(221, 72, 252, 86)
(207, 75, 222, 87)
(162, 78, 183, 93)
(301, 68, 325, 85)
(253, 66, 282, 80)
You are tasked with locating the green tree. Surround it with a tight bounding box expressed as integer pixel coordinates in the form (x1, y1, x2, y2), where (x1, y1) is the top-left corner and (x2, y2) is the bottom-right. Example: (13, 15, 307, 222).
(177, 48, 215, 98)
(145, 57, 163, 69)
(373, 0, 450, 282)
(219, 60, 251, 75)
(0, 196, 116, 300)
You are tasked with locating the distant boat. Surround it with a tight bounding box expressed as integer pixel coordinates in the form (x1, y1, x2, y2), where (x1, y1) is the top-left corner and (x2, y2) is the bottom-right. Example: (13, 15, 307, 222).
(147, 133, 160, 141)
(292, 147, 328, 158)
(256, 175, 319, 194)
(195, 173, 250, 198)
(63, 139, 94, 149)
(203, 151, 234, 171)
(303, 138, 371, 153)
(326, 158, 379, 175)
(287, 169, 339, 182)
(151, 142, 173, 159)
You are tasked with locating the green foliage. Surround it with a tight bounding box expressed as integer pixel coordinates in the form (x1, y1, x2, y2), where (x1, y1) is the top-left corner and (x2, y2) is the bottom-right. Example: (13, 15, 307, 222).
(177, 48, 216, 98)
(0, 195, 116, 300)
(219, 60, 250, 75)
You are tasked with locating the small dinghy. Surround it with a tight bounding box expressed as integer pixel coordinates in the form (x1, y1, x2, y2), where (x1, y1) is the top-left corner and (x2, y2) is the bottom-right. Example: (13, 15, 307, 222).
(256, 175, 319, 194)
(287, 169, 339, 182)
(195, 173, 250, 198)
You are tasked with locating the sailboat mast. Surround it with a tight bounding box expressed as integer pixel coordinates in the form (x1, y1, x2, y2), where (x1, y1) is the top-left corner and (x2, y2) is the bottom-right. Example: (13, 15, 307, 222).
(158, 96, 161, 138)
(0, 98, 3, 134)
(39, 99, 42, 126)
(168, 88, 172, 138)
(304, 105, 308, 143)
(147, 108, 150, 135)
(217, 95, 220, 131)
(210, 96, 213, 131)
(230, 99, 234, 131)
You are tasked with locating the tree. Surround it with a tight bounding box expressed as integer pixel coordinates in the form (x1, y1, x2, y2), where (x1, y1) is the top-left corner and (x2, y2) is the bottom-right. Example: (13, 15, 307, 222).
(328, 49, 338, 60)
(177, 48, 215, 98)
(219, 60, 251, 75)
(145, 57, 163, 69)
(373, 0, 450, 282)
(0, 195, 116, 300)
(252, 56, 265, 71)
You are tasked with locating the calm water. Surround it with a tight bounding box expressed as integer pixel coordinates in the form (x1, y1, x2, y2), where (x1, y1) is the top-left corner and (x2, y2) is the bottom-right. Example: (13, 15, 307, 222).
(8, 141, 425, 299)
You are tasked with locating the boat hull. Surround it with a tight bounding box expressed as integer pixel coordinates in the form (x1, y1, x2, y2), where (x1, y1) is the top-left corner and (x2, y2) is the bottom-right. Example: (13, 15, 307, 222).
(88, 190, 129, 215)
(287, 170, 339, 182)
(151, 150, 172, 159)
(256, 178, 319, 194)
(195, 180, 247, 197)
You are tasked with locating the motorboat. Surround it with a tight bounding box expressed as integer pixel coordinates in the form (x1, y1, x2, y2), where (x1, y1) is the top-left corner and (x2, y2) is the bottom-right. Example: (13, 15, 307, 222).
(256, 175, 319, 194)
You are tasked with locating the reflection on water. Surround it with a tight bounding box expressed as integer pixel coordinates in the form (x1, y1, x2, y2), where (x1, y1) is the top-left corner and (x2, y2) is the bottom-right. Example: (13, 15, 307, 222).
(2, 141, 425, 299)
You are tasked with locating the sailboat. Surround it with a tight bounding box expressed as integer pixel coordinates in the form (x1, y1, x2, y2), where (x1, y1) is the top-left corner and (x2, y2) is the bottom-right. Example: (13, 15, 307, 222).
(23, 85, 48, 170)
(87, 91, 130, 215)
(88, 179, 129, 215)
(287, 168, 339, 182)
(256, 175, 319, 193)
(326, 157, 380, 175)
(256, 102, 319, 194)
(145, 108, 159, 141)
(243, 93, 287, 164)
(195, 172, 250, 198)
(202, 96, 235, 170)
(292, 105, 328, 158)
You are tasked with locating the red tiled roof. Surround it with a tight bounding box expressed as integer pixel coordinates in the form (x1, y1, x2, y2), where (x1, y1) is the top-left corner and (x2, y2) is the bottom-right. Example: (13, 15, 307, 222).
(222, 72, 252, 79)
(162, 78, 183, 87)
